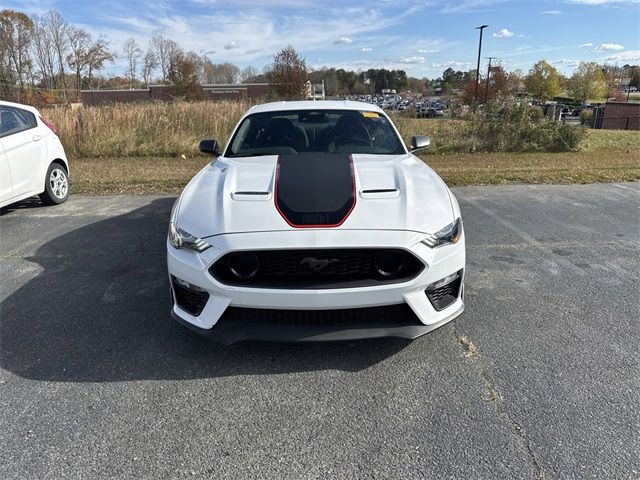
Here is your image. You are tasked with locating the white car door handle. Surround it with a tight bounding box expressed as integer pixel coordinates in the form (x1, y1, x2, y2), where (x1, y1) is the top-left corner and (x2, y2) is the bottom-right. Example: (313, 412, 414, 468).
(32, 134, 42, 141)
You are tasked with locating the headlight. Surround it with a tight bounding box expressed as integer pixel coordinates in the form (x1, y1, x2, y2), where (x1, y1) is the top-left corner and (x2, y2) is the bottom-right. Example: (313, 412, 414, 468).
(168, 201, 212, 252)
(422, 218, 462, 248)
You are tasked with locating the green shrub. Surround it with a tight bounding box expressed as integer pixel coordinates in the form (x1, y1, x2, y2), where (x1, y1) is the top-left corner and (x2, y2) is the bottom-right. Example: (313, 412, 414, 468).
(467, 98, 586, 152)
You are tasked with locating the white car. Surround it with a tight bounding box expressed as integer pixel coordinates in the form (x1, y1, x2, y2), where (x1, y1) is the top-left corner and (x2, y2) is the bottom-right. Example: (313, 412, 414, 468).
(0, 100, 69, 209)
(167, 101, 465, 343)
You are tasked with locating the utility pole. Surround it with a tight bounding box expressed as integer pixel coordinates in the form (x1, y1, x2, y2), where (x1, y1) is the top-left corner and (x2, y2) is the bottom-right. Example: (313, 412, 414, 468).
(474, 25, 489, 108)
(484, 57, 497, 103)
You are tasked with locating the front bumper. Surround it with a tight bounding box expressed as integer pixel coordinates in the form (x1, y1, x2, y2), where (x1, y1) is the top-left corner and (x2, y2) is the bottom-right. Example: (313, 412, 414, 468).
(167, 229, 465, 343)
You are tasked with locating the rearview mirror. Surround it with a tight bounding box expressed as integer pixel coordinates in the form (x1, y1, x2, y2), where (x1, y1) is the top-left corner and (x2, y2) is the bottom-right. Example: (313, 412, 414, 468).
(410, 135, 431, 152)
(199, 139, 221, 157)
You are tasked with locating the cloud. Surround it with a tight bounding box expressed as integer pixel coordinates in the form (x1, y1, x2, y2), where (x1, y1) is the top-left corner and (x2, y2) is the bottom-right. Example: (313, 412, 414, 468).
(493, 28, 514, 38)
(334, 36, 353, 44)
(567, 0, 640, 4)
(223, 41, 238, 49)
(418, 48, 438, 53)
(551, 58, 580, 67)
(578, 42, 593, 47)
(594, 43, 624, 50)
(360, 47, 372, 52)
(440, 0, 506, 14)
(602, 50, 640, 62)
(430, 60, 472, 69)
(397, 56, 425, 64)
(541, 10, 562, 14)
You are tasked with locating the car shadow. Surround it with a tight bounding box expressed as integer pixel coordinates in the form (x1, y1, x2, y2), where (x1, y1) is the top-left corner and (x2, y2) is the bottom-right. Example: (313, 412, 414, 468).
(0, 197, 411, 382)
(0, 196, 45, 216)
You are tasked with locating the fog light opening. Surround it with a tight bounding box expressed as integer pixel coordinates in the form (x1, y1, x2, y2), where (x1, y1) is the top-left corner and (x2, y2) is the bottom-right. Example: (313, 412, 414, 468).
(427, 271, 461, 291)
(172, 276, 206, 293)
(228, 252, 260, 280)
(375, 250, 406, 277)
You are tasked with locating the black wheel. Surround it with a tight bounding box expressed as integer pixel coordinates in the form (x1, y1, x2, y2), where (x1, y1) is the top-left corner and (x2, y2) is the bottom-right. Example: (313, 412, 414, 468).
(39, 162, 69, 205)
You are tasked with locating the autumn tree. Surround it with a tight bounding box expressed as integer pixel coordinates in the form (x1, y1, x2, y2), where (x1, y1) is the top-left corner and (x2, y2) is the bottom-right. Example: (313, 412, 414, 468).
(568, 62, 606, 103)
(167, 51, 203, 100)
(524, 60, 561, 101)
(267, 46, 307, 99)
(0, 10, 34, 89)
(630, 67, 640, 89)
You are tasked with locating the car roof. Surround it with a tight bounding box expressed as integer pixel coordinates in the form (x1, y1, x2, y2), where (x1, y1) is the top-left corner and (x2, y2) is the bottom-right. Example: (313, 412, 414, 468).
(0, 99, 39, 114)
(248, 100, 384, 115)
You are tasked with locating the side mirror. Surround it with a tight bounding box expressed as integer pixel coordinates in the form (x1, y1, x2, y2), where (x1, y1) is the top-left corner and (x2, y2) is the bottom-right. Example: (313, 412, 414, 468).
(199, 139, 221, 157)
(410, 135, 431, 152)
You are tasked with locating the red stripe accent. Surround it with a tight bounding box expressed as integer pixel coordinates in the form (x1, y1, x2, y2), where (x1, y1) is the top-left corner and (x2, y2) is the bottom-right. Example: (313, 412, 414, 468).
(274, 154, 357, 228)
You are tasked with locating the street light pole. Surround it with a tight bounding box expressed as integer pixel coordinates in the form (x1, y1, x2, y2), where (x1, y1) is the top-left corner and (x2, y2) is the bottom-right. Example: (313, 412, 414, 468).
(484, 57, 497, 103)
(474, 25, 489, 108)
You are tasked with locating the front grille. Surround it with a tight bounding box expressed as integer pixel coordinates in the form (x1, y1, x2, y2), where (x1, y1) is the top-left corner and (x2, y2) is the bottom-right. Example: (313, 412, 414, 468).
(426, 273, 462, 311)
(209, 249, 424, 289)
(172, 279, 209, 316)
(220, 303, 422, 327)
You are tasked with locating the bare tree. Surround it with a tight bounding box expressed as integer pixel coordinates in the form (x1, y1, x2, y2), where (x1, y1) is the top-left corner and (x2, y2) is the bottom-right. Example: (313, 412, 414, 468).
(0, 9, 34, 89)
(240, 65, 258, 83)
(141, 50, 157, 85)
(201, 60, 240, 84)
(122, 37, 142, 87)
(31, 15, 57, 90)
(42, 10, 70, 101)
(66, 26, 92, 97)
(150, 34, 181, 83)
(86, 36, 114, 88)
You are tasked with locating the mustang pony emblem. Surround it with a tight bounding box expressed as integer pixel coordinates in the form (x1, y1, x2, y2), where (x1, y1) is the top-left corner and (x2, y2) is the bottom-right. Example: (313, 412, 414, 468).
(300, 257, 341, 272)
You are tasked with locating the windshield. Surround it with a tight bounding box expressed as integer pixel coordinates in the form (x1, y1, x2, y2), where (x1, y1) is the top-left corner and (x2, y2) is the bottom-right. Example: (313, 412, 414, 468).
(225, 109, 406, 157)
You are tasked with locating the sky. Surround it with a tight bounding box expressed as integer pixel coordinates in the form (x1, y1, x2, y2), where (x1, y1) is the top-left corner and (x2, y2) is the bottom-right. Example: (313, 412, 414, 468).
(4, 0, 640, 78)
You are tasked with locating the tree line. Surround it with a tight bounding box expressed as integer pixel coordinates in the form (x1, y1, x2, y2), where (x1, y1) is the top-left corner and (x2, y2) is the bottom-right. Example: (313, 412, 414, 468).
(1, 8, 638, 104)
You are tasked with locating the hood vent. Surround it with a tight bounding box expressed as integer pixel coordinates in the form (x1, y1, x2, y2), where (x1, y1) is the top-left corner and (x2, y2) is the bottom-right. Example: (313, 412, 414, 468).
(231, 191, 272, 201)
(360, 188, 400, 199)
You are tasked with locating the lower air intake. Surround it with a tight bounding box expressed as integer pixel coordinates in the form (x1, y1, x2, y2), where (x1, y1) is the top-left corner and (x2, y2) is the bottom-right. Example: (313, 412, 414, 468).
(426, 272, 462, 311)
(220, 304, 422, 328)
(172, 278, 209, 316)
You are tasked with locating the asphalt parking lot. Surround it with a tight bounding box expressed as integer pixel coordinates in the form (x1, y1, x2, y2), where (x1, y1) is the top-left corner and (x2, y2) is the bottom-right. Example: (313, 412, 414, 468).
(1, 183, 638, 479)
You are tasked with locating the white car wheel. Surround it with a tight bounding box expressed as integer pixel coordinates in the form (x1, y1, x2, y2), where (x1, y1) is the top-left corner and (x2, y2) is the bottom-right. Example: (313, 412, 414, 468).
(40, 163, 69, 205)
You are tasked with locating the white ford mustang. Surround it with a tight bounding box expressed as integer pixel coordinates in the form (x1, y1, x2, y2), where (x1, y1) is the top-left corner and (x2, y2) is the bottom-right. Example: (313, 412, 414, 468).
(167, 101, 465, 343)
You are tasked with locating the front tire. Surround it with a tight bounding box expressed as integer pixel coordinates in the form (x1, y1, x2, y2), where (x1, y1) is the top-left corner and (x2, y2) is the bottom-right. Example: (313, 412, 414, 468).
(39, 163, 69, 205)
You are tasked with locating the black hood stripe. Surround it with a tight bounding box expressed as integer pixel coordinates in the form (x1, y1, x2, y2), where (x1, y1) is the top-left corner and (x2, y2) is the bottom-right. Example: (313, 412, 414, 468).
(275, 154, 356, 228)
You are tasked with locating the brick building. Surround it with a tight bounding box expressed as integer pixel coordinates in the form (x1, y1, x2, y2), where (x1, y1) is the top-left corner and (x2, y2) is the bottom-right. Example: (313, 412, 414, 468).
(601, 102, 640, 130)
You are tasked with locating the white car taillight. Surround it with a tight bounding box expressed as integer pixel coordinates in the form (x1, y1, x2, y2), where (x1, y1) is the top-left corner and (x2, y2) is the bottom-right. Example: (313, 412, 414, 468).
(39, 116, 58, 135)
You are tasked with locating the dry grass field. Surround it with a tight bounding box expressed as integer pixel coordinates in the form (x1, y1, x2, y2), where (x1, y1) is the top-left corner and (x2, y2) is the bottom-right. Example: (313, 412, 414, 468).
(68, 146, 640, 195)
(40, 101, 640, 194)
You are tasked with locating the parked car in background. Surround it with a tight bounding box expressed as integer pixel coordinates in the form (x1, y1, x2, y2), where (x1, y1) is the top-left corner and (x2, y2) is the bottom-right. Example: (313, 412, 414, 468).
(0, 100, 69, 208)
(417, 106, 445, 118)
(167, 100, 465, 344)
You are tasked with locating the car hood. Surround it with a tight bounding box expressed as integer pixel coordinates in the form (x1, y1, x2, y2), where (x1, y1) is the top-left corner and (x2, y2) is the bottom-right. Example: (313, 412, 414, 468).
(176, 154, 455, 238)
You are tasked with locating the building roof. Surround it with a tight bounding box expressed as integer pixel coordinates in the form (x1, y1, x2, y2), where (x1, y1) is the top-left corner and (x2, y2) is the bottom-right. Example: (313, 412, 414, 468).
(249, 100, 383, 114)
